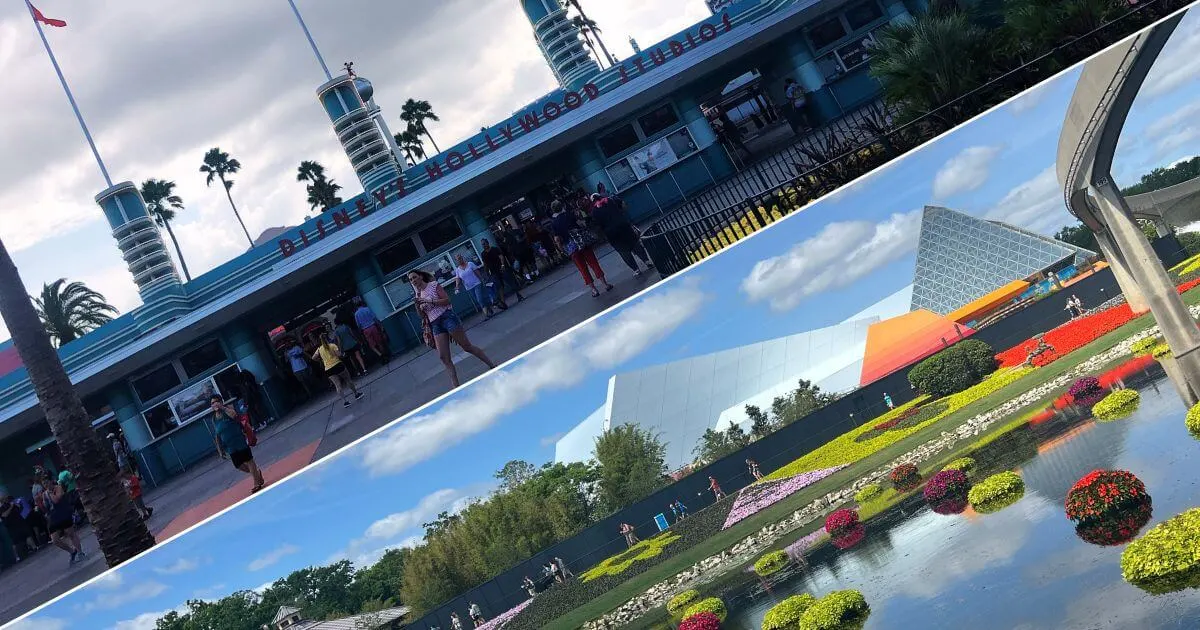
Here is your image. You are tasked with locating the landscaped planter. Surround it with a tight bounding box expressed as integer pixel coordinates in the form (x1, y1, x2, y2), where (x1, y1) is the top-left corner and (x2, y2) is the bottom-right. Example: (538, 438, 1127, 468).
(930, 496, 969, 515)
(667, 590, 700, 618)
(824, 508, 860, 539)
(679, 611, 722, 630)
(968, 471, 1026, 514)
(753, 550, 789, 578)
(1091, 389, 1140, 422)
(798, 589, 870, 630)
(1075, 500, 1153, 547)
(941, 457, 975, 474)
(853, 483, 882, 505)
(1065, 470, 1150, 524)
(1067, 376, 1107, 408)
(582, 533, 682, 582)
(1186, 401, 1200, 439)
(762, 594, 816, 630)
(682, 597, 727, 623)
(1121, 507, 1200, 594)
(923, 469, 969, 505)
(889, 463, 921, 492)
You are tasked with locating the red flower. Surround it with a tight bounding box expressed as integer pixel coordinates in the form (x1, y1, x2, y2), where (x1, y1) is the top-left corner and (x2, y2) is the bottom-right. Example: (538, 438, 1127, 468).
(832, 523, 866, 549)
(1065, 470, 1149, 523)
(997, 304, 1137, 369)
(679, 611, 722, 630)
(890, 463, 921, 491)
(825, 508, 860, 538)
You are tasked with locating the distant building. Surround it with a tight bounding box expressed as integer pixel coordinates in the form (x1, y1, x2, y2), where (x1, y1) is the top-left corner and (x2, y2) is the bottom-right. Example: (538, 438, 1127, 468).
(911, 206, 1096, 316)
(267, 605, 409, 630)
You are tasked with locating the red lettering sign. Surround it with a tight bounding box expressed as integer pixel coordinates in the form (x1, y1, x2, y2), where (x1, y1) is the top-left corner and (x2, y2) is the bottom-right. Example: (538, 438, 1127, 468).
(356, 198, 369, 218)
(543, 101, 562, 120)
(518, 112, 540, 133)
(279, 238, 296, 257)
(649, 48, 666, 66)
(332, 209, 352, 228)
(669, 40, 686, 57)
(699, 23, 717, 41)
(485, 133, 500, 151)
(425, 162, 444, 181)
(446, 151, 465, 171)
(563, 91, 582, 110)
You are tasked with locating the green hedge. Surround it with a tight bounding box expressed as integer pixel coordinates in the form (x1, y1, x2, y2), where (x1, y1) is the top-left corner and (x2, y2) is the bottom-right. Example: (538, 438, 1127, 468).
(754, 550, 790, 577)
(1121, 507, 1200, 595)
(908, 340, 998, 398)
(762, 594, 816, 630)
(798, 590, 870, 630)
(968, 471, 1026, 514)
(683, 597, 728, 622)
(667, 590, 701, 617)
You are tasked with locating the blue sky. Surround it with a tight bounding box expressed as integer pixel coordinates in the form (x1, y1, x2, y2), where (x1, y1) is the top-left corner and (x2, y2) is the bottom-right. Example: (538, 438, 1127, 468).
(15, 13, 1200, 630)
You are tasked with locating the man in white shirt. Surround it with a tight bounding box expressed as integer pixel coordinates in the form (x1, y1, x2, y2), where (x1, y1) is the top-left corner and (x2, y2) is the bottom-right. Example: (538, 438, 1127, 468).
(783, 78, 809, 135)
(453, 254, 494, 319)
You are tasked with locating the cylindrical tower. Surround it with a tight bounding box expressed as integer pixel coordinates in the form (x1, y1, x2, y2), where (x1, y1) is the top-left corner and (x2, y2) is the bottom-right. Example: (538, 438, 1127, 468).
(318, 72, 404, 200)
(95, 182, 191, 330)
(522, 0, 601, 90)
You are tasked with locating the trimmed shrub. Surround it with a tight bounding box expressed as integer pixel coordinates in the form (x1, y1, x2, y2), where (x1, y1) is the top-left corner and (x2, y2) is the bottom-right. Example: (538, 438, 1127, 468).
(942, 457, 976, 474)
(824, 508, 859, 538)
(762, 594, 816, 630)
(1076, 500, 1153, 547)
(923, 469, 970, 504)
(1092, 389, 1140, 422)
(968, 471, 1026, 514)
(1187, 401, 1200, 439)
(1152, 342, 1173, 359)
(667, 590, 701, 617)
(1130, 336, 1160, 356)
(1121, 508, 1200, 595)
(831, 523, 866, 550)
(798, 589, 870, 630)
(854, 484, 882, 504)
(889, 463, 921, 491)
(754, 550, 790, 577)
(1065, 470, 1149, 524)
(907, 339, 997, 398)
(679, 611, 722, 630)
(1067, 376, 1106, 407)
(683, 597, 728, 623)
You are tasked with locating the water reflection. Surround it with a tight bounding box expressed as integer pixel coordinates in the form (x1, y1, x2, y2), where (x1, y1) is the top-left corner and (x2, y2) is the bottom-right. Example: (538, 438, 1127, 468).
(720, 368, 1200, 629)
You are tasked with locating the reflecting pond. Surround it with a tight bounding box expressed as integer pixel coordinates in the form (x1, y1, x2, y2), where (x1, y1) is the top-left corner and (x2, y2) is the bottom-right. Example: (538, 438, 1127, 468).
(721, 368, 1200, 629)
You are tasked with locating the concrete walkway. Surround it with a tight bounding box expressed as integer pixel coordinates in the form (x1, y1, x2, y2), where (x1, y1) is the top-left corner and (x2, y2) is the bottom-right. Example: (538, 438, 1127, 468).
(0, 244, 660, 625)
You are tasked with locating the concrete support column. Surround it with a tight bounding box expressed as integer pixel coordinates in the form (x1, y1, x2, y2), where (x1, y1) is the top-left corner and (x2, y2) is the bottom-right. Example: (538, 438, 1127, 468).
(223, 325, 273, 382)
(1094, 179, 1200, 395)
(1153, 216, 1172, 238)
(1093, 231, 1148, 314)
(459, 205, 494, 252)
(350, 255, 405, 352)
(106, 384, 151, 451)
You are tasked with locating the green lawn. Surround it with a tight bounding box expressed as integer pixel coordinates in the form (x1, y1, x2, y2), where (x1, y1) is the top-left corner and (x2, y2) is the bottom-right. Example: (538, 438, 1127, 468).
(548, 304, 1173, 630)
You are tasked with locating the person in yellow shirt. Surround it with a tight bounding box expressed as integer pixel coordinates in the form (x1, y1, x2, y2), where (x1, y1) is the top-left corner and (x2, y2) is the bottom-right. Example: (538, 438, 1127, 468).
(311, 334, 365, 408)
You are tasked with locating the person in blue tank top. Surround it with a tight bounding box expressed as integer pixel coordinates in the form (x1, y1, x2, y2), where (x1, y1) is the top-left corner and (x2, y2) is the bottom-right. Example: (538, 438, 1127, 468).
(210, 396, 265, 494)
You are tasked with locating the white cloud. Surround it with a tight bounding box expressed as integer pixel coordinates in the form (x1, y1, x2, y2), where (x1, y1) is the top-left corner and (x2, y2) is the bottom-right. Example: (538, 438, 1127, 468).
(741, 211, 923, 311)
(358, 280, 708, 476)
(247, 543, 300, 572)
(932, 145, 1002, 199)
(152, 557, 201, 576)
(1008, 82, 1050, 114)
(82, 580, 168, 612)
(5, 617, 68, 630)
(1143, 16, 1200, 98)
(110, 607, 188, 630)
(333, 486, 486, 566)
(984, 166, 1075, 235)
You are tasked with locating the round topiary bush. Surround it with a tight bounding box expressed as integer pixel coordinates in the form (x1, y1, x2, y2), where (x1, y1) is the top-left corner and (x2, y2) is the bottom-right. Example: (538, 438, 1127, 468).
(1121, 507, 1200, 594)
(942, 457, 976, 474)
(798, 589, 871, 630)
(1068, 376, 1107, 408)
(762, 594, 816, 630)
(667, 590, 701, 618)
(854, 484, 882, 504)
(1065, 470, 1150, 524)
(1092, 389, 1141, 422)
(1152, 342, 1173, 359)
(824, 508, 860, 538)
(1187, 401, 1200, 439)
(889, 463, 921, 491)
(1076, 500, 1153, 547)
(968, 471, 1026, 514)
(923, 469, 970, 504)
(754, 550, 790, 577)
(679, 611, 722, 630)
(1131, 336, 1159, 356)
(907, 339, 997, 398)
(683, 597, 728, 623)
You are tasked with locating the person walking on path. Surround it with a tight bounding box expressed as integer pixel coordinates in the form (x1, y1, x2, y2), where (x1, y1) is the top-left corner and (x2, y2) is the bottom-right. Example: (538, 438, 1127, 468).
(40, 476, 84, 566)
(333, 318, 368, 377)
(674, 498, 689, 519)
(238, 368, 270, 431)
(783, 78, 810, 135)
(120, 470, 153, 520)
(353, 298, 390, 363)
(482, 238, 525, 306)
(619, 522, 640, 547)
(589, 193, 653, 275)
(211, 396, 266, 494)
(312, 336, 365, 408)
(523, 575, 538, 597)
(285, 340, 315, 398)
(411, 270, 496, 388)
(468, 602, 486, 627)
(709, 476, 725, 501)
(450, 612, 464, 630)
(109, 432, 132, 474)
(551, 200, 612, 297)
(554, 556, 573, 580)
(453, 254, 495, 319)
(883, 392, 894, 410)
(746, 458, 762, 481)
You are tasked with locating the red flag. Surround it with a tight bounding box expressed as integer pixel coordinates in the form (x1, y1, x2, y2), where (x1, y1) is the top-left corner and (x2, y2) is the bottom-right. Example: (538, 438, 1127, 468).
(30, 4, 67, 28)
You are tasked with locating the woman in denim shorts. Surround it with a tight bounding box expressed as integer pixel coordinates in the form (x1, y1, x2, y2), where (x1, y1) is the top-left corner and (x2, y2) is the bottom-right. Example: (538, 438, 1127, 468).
(410, 270, 496, 387)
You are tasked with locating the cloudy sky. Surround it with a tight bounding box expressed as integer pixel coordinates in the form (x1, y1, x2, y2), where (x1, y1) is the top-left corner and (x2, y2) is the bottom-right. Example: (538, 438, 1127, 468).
(12, 6, 1200, 630)
(0, 0, 712, 339)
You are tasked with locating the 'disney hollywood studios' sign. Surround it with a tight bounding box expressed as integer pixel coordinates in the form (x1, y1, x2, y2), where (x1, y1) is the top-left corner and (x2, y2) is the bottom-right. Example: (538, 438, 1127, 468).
(278, 12, 737, 258)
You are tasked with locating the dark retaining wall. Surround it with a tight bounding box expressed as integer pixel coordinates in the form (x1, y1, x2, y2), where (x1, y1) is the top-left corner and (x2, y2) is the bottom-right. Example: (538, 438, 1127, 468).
(405, 267, 1134, 628)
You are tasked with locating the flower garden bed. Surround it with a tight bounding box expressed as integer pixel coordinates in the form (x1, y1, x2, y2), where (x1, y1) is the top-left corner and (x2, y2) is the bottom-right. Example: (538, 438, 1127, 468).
(799, 590, 870, 630)
(475, 600, 533, 630)
(1066, 376, 1107, 408)
(853, 483, 882, 504)
(667, 590, 700, 618)
(824, 508, 859, 538)
(678, 611, 722, 630)
(764, 368, 1033, 481)
(968, 471, 1026, 514)
(763, 594, 817, 630)
(723, 465, 848, 530)
(941, 457, 975, 474)
(854, 402, 950, 443)
(682, 597, 727, 623)
(582, 533, 682, 582)
(1092, 389, 1140, 422)
(997, 304, 1136, 368)
(1121, 507, 1200, 595)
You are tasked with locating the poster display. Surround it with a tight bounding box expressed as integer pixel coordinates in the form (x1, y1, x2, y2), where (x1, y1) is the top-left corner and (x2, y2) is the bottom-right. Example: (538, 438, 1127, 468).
(605, 126, 700, 192)
(383, 240, 480, 311)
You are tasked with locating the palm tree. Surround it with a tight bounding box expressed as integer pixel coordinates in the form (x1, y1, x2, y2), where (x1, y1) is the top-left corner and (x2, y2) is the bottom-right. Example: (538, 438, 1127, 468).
(566, 0, 617, 65)
(199, 148, 254, 247)
(400, 99, 441, 154)
(1002, 0, 1125, 64)
(34, 279, 118, 347)
(393, 129, 427, 164)
(296, 160, 327, 184)
(0, 240, 155, 568)
(571, 15, 605, 68)
(306, 178, 344, 212)
(139, 179, 191, 282)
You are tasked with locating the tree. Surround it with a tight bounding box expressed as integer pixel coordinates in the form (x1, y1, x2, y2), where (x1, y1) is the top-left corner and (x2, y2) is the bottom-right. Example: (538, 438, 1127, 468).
(352, 547, 409, 605)
(0, 239, 154, 570)
(264, 561, 360, 621)
(139, 179, 191, 282)
(565, 0, 617, 65)
(495, 459, 538, 492)
(393, 130, 426, 164)
(306, 178, 344, 212)
(296, 160, 327, 184)
(34, 279, 117, 347)
(400, 100, 441, 154)
(1002, 0, 1126, 62)
(199, 147, 254, 246)
(694, 424, 750, 464)
(593, 423, 667, 513)
(746, 404, 776, 439)
(570, 15, 605, 68)
(1055, 223, 1099, 252)
(770, 379, 836, 426)
(1122, 156, 1200, 196)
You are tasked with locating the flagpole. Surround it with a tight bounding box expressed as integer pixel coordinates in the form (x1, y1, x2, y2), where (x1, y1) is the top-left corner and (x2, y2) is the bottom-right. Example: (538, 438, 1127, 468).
(25, 1, 112, 188)
(287, 0, 333, 81)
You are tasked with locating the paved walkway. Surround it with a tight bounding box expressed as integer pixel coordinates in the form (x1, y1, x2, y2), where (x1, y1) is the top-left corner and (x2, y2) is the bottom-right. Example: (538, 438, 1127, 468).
(0, 245, 659, 625)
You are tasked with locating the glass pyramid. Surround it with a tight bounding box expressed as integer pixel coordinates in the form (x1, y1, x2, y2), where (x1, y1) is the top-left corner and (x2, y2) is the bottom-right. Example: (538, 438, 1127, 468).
(910, 206, 1096, 315)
